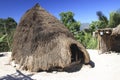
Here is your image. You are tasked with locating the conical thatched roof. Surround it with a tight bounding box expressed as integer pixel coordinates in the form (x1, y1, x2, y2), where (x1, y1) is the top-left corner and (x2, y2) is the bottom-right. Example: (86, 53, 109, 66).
(12, 4, 90, 72)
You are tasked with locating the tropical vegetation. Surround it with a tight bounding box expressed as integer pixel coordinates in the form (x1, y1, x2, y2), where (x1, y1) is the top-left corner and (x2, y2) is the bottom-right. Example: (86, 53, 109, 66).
(0, 17, 17, 52)
(0, 9, 120, 51)
(60, 9, 120, 49)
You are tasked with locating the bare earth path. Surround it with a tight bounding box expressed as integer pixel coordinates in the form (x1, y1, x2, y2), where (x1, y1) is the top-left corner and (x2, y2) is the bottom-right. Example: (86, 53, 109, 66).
(0, 50, 120, 80)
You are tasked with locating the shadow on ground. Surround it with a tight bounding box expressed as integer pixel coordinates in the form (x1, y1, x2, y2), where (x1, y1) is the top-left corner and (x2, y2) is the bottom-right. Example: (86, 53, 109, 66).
(0, 70, 33, 80)
(47, 60, 95, 73)
(0, 61, 95, 80)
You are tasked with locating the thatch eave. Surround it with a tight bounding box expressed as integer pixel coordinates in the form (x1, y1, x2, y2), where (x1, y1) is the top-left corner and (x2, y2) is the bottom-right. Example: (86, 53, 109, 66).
(111, 25, 120, 36)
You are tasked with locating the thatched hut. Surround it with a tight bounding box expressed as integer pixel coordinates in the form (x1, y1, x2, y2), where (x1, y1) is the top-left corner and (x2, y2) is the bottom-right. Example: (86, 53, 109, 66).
(111, 25, 120, 52)
(11, 4, 90, 72)
(95, 25, 120, 53)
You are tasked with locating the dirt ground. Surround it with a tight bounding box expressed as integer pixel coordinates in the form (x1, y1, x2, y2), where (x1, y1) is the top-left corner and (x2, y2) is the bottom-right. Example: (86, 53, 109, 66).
(0, 49, 120, 80)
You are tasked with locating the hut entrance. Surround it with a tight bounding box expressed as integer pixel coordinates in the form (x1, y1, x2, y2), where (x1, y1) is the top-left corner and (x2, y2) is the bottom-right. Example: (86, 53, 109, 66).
(70, 44, 84, 63)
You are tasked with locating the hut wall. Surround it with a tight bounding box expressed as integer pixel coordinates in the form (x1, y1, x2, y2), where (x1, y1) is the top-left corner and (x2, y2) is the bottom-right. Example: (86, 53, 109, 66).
(111, 35, 120, 52)
(99, 35, 111, 53)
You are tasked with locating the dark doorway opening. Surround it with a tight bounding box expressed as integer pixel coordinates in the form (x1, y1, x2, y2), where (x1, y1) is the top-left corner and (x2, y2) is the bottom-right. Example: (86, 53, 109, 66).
(70, 44, 84, 63)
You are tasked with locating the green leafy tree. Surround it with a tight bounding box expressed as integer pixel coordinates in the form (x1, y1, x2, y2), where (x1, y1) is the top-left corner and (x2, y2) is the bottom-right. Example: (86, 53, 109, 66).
(59, 11, 81, 40)
(96, 11, 108, 29)
(60, 12, 80, 32)
(0, 17, 17, 52)
(0, 34, 7, 42)
(89, 21, 98, 33)
(96, 11, 108, 24)
(60, 11, 98, 49)
(109, 12, 120, 28)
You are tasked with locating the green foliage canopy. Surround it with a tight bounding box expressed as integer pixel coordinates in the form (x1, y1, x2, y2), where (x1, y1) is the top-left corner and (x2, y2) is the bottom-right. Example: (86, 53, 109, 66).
(59, 11, 97, 49)
(109, 12, 120, 28)
(0, 17, 17, 52)
(60, 11, 80, 33)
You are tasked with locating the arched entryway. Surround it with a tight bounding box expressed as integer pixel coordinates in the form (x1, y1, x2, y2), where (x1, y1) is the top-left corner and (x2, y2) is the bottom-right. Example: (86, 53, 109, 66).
(70, 44, 84, 63)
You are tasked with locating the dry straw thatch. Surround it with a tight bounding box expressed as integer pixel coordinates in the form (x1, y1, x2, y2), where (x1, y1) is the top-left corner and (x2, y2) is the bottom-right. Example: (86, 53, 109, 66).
(112, 24, 120, 35)
(11, 4, 90, 72)
(111, 25, 120, 52)
(96, 25, 120, 53)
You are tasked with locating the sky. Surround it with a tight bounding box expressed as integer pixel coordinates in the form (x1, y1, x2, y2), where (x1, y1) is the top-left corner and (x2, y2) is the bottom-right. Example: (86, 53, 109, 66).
(0, 0, 120, 23)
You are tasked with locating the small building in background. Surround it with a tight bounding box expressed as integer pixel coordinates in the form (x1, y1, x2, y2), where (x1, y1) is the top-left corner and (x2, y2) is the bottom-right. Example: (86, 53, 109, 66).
(94, 25, 120, 53)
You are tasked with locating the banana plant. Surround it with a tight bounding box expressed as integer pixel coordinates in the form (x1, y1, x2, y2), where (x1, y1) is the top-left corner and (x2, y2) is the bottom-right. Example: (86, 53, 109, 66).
(0, 34, 7, 42)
